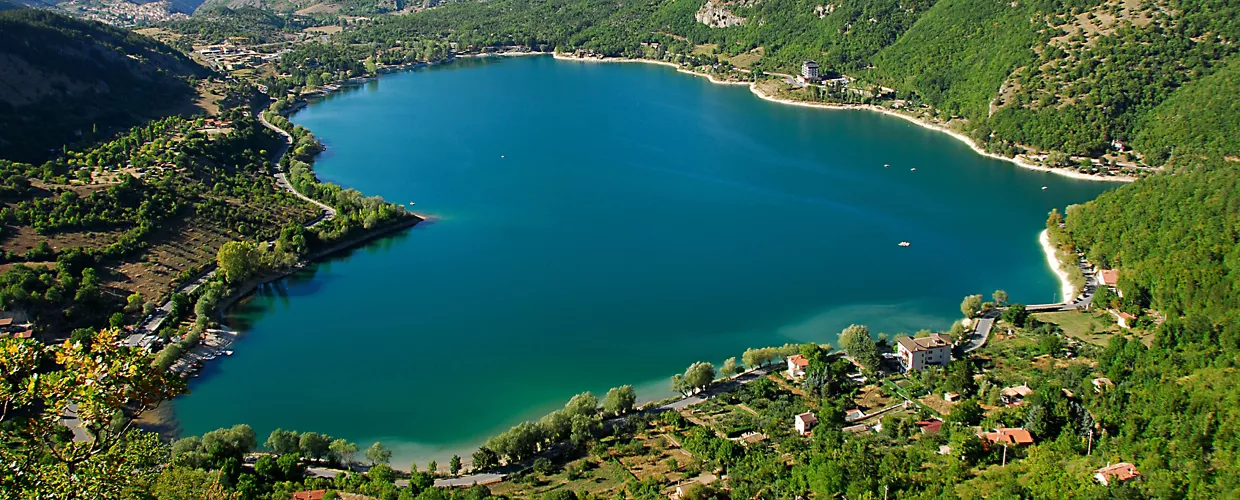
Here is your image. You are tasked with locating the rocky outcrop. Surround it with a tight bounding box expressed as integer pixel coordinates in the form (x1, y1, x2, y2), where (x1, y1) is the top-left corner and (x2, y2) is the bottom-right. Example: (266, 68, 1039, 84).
(695, 0, 747, 28)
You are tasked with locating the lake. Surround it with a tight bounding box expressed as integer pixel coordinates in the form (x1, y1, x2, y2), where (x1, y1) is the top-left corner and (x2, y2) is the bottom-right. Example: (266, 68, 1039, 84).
(170, 55, 1111, 465)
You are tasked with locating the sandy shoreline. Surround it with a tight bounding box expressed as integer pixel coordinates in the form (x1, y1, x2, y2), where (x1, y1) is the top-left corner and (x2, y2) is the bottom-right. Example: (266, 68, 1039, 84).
(1039, 229, 1076, 302)
(551, 53, 1135, 184)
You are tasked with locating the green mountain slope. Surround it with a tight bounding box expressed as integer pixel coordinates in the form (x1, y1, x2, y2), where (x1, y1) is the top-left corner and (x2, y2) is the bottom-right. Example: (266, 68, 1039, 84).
(1133, 56, 1240, 164)
(870, 0, 1041, 118)
(0, 8, 208, 162)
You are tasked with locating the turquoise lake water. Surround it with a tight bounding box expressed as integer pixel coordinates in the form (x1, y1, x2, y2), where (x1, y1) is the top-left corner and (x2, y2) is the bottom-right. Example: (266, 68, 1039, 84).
(171, 55, 1111, 465)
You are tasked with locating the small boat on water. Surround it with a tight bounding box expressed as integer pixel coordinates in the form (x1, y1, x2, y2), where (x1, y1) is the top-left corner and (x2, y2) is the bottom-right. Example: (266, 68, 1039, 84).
(910, 168, 917, 171)
(408, 202, 415, 206)
(224, 350, 234, 356)
(898, 241, 911, 247)
(1041, 186, 1048, 190)
(884, 164, 889, 168)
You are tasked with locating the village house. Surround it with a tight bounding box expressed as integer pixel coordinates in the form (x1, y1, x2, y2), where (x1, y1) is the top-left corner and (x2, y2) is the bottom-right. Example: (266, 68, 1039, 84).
(292, 490, 325, 500)
(999, 383, 1034, 405)
(1114, 310, 1136, 329)
(794, 412, 817, 436)
(896, 333, 952, 371)
(843, 423, 869, 434)
(799, 60, 820, 83)
(786, 354, 809, 378)
(845, 408, 866, 422)
(1098, 269, 1123, 297)
(978, 427, 1035, 447)
(916, 419, 943, 434)
(1094, 462, 1140, 486)
(943, 391, 961, 402)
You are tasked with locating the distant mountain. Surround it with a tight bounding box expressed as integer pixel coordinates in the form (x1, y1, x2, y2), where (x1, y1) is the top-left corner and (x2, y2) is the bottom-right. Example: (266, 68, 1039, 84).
(0, 8, 210, 162)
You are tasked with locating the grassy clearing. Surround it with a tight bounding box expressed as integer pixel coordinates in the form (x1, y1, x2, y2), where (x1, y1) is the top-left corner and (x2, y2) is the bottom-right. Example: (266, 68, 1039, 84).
(1033, 310, 1120, 345)
(691, 43, 719, 56)
(727, 47, 763, 68)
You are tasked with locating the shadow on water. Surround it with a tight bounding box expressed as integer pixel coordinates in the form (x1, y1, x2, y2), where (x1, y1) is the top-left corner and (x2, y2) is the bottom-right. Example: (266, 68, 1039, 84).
(224, 226, 418, 330)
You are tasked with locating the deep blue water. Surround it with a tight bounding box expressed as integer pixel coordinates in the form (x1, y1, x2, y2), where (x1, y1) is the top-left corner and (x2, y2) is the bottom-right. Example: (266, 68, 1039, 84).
(172, 55, 1111, 464)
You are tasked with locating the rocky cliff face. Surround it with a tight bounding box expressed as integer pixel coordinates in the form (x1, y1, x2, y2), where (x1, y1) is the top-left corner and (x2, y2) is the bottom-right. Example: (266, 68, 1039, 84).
(695, 0, 746, 28)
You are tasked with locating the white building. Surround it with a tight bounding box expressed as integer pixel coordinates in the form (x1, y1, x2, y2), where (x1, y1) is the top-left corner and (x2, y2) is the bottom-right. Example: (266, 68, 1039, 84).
(800, 60, 820, 82)
(794, 412, 817, 436)
(786, 354, 809, 378)
(896, 333, 952, 371)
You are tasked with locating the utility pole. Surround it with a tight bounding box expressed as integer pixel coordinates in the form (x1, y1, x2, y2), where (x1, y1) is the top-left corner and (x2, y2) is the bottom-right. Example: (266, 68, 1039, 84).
(1087, 429, 1094, 455)
(1002, 444, 1008, 467)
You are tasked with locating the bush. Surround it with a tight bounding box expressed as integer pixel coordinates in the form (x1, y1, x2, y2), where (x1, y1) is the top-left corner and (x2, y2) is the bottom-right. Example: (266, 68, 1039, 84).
(532, 457, 556, 476)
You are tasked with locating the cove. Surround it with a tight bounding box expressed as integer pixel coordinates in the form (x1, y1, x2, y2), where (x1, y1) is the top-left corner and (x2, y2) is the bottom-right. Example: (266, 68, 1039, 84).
(171, 55, 1111, 465)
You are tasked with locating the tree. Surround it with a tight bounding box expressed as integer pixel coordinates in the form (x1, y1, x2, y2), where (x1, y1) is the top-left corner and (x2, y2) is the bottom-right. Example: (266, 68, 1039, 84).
(1094, 286, 1114, 309)
(993, 289, 1009, 306)
(369, 463, 396, 483)
(839, 324, 880, 370)
(533, 457, 555, 475)
(671, 374, 690, 396)
(427, 460, 437, 475)
(570, 413, 602, 446)
(564, 392, 598, 418)
(265, 429, 300, 455)
(472, 447, 499, 472)
(0, 329, 185, 497)
(329, 439, 357, 466)
(950, 398, 984, 426)
(961, 295, 983, 318)
(947, 320, 967, 342)
(216, 240, 259, 283)
(365, 442, 391, 465)
(603, 385, 637, 415)
(721, 356, 741, 378)
(742, 348, 770, 368)
(539, 410, 571, 442)
(1001, 303, 1029, 327)
(299, 431, 331, 460)
(449, 454, 462, 475)
(684, 362, 716, 393)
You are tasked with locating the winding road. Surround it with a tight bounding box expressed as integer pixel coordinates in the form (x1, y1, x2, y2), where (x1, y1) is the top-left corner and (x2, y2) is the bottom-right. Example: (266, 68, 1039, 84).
(259, 111, 338, 226)
(123, 109, 340, 348)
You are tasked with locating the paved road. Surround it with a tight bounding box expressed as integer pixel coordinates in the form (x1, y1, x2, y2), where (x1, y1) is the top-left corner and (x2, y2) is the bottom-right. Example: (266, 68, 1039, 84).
(659, 365, 773, 410)
(1027, 255, 1100, 313)
(260, 109, 338, 226)
(305, 366, 776, 487)
(962, 314, 996, 353)
(308, 466, 506, 488)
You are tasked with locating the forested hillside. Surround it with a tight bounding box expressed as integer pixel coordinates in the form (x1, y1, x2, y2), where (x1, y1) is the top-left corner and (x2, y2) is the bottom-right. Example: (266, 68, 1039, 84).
(341, 0, 1239, 168)
(0, 8, 208, 162)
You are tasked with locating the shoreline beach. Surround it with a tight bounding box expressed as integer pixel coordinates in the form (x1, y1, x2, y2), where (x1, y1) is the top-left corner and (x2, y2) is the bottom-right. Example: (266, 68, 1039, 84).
(551, 53, 1136, 184)
(1039, 229, 1076, 303)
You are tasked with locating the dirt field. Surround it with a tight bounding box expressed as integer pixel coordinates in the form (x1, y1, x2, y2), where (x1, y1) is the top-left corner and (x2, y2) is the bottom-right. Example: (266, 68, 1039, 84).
(727, 47, 763, 68)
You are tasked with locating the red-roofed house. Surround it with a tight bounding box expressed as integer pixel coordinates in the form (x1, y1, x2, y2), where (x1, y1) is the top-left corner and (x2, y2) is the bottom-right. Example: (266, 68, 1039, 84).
(786, 354, 809, 378)
(1094, 462, 1140, 486)
(794, 412, 817, 435)
(978, 428, 1035, 447)
(916, 420, 943, 434)
(292, 490, 325, 500)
